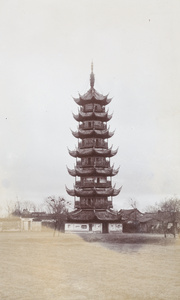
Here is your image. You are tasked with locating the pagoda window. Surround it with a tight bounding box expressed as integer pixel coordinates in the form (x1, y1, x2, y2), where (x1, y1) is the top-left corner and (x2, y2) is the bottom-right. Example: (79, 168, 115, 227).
(99, 199, 105, 204)
(100, 177, 106, 183)
(94, 104, 102, 112)
(85, 104, 93, 112)
(88, 157, 92, 165)
(90, 139, 94, 146)
(81, 198, 86, 205)
(95, 157, 104, 165)
(82, 158, 87, 165)
(84, 177, 93, 183)
(85, 198, 93, 206)
(95, 177, 106, 183)
(94, 121, 101, 129)
(83, 121, 93, 129)
(84, 138, 93, 146)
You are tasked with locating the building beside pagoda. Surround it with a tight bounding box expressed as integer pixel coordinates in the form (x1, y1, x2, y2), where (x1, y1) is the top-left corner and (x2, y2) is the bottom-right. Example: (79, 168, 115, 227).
(65, 65, 122, 233)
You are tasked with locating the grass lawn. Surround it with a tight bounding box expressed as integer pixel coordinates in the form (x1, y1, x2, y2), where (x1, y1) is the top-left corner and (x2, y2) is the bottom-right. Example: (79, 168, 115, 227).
(0, 231, 179, 300)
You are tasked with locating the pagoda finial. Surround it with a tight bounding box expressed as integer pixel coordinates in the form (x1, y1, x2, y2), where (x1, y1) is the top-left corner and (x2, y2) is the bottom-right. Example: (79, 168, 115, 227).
(91, 61, 93, 73)
(90, 62, 95, 89)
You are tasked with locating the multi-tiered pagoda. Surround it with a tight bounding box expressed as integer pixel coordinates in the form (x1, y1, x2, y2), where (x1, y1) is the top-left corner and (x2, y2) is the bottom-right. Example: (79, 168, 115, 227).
(66, 65, 122, 233)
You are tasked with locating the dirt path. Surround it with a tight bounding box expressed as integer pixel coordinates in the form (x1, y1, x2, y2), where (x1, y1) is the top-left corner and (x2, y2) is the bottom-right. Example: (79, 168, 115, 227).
(0, 232, 179, 300)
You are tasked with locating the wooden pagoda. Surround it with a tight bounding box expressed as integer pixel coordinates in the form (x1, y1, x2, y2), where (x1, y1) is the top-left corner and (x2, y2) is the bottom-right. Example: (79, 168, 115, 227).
(66, 65, 122, 233)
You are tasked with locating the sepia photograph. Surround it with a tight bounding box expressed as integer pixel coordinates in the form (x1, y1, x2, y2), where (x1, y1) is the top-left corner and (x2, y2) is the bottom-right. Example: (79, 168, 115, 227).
(0, 0, 180, 299)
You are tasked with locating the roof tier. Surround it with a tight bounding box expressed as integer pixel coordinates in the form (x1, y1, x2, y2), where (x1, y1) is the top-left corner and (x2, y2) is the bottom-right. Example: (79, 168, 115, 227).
(67, 209, 120, 221)
(72, 128, 114, 139)
(68, 147, 118, 158)
(95, 210, 120, 221)
(67, 166, 119, 177)
(73, 88, 112, 106)
(73, 111, 112, 122)
(66, 186, 122, 197)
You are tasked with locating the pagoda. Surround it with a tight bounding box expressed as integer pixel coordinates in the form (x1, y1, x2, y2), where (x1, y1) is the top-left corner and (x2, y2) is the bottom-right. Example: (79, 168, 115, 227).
(66, 64, 122, 233)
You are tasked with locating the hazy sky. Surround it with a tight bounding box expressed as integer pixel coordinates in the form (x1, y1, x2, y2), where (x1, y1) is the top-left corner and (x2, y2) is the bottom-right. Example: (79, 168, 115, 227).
(0, 0, 180, 215)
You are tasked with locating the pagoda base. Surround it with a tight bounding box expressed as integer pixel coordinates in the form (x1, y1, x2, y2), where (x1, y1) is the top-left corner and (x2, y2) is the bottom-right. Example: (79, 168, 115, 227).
(65, 209, 122, 233)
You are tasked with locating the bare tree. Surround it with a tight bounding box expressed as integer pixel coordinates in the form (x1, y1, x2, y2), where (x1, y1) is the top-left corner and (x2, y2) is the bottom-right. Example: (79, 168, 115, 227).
(145, 196, 180, 237)
(129, 198, 138, 209)
(145, 202, 159, 213)
(11, 200, 38, 216)
(159, 197, 180, 213)
(158, 196, 180, 237)
(5, 199, 15, 217)
(44, 196, 71, 235)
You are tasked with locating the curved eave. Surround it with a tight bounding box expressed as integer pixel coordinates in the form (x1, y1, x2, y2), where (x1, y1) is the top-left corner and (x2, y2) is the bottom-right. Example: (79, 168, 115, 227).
(67, 167, 76, 177)
(97, 167, 120, 176)
(80, 88, 108, 100)
(95, 188, 114, 196)
(74, 188, 113, 197)
(72, 129, 114, 139)
(93, 112, 112, 122)
(110, 148, 118, 157)
(68, 210, 95, 221)
(112, 186, 122, 196)
(68, 148, 118, 158)
(68, 148, 75, 157)
(74, 189, 95, 197)
(67, 166, 119, 177)
(71, 187, 122, 197)
(73, 112, 112, 122)
(66, 186, 75, 196)
(95, 210, 120, 221)
(68, 209, 120, 221)
(73, 96, 112, 106)
(68, 167, 95, 177)
(73, 168, 95, 177)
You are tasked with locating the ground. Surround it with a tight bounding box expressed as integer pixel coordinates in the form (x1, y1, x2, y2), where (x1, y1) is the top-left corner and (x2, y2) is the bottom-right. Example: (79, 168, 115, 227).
(0, 231, 179, 300)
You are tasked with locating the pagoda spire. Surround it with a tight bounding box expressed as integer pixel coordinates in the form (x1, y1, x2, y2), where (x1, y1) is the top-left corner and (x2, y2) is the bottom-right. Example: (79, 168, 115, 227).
(90, 62, 95, 89)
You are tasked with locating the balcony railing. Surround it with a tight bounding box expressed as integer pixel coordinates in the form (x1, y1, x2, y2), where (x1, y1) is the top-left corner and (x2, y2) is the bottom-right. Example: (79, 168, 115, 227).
(79, 123, 107, 130)
(76, 161, 110, 167)
(80, 106, 105, 113)
(78, 141, 108, 149)
(75, 181, 111, 188)
(74, 200, 113, 209)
